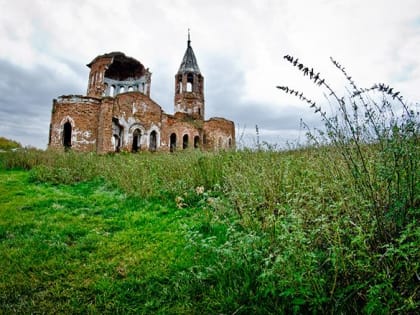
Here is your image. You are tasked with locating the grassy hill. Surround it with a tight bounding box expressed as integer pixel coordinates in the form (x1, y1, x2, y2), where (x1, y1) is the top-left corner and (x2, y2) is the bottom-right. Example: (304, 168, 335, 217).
(0, 58, 418, 313)
(0, 148, 418, 314)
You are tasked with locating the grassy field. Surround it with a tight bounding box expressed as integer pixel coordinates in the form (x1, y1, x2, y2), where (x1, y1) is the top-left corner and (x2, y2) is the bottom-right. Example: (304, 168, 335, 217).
(0, 148, 418, 314)
(0, 170, 199, 313)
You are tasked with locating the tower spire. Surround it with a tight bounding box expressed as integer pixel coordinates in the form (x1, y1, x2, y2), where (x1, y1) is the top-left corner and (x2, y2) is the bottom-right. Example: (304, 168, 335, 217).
(177, 29, 201, 74)
(175, 32, 204, 120)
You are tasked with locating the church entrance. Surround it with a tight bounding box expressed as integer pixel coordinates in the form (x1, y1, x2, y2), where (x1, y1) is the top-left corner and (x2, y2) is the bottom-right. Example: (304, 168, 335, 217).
(132, 129, 141, 152)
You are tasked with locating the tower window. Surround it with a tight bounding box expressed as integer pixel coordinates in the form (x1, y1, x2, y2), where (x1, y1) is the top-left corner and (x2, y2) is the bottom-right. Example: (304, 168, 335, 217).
(187, 73, 194, 92)
(177, 75, 182, 93)
(110, 85, 115, 96)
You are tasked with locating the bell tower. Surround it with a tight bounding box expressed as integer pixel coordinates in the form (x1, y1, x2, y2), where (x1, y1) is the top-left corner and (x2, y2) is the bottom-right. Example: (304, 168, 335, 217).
(174, 31, 204, 120)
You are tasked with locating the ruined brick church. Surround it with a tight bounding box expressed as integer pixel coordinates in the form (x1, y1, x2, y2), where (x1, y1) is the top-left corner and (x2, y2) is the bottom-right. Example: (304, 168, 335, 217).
(48, 35, 235, 153)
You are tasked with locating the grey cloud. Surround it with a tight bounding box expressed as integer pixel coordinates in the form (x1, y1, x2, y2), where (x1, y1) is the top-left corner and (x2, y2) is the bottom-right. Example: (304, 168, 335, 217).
(201, 55, 323, 136)
(0, 59, 84, 148)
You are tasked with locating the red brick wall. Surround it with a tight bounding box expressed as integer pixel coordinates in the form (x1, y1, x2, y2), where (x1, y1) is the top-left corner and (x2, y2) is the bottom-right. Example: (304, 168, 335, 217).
(203, 118, 235, 150)
(49, 96, 101, 152)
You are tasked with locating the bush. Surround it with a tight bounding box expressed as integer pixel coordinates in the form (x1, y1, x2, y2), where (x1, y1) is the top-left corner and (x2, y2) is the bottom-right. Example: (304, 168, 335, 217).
(0, 137, 22, 151)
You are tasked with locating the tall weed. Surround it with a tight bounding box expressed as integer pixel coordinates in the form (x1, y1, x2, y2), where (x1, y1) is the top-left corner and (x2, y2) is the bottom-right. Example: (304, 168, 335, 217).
(278, 55, 419, 239)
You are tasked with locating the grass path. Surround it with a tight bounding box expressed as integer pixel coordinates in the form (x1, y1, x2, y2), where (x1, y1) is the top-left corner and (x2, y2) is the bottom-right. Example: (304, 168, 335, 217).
(0, 170, 203, 314)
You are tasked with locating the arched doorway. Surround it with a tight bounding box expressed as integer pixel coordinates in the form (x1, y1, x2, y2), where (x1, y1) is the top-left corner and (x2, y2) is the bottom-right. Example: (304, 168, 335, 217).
(149, 130, 157, 152)
(194, 136, 200, 149)
(183, 134, 189, 149)
(132, 129, 141, 152)
(63, 121, 72, 149)
(170, 133, 176, 152)
(112, 118, 123, 152)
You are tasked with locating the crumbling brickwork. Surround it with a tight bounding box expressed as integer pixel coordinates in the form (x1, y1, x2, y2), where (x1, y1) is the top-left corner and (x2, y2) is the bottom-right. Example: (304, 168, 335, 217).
(49, 96, 100, 152)
(48, 37, 235, 153)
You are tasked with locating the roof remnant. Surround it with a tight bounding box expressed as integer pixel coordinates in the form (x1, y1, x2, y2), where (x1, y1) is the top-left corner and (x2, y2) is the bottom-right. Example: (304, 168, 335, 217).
(178, 34, 201, 74)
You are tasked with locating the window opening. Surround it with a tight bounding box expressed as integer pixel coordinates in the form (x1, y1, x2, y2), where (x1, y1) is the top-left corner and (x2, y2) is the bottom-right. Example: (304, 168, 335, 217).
(63, 121, 72, 149)
(149, 131, 157, 152)
(194, 136, 200, 149)
(183, 134, 189, 149)
(170, 133, 177, 152)
(187, 73, 194, 92)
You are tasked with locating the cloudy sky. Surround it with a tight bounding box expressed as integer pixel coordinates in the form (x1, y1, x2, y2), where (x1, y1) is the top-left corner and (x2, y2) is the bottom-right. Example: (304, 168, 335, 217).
(1, 0, 419, 148)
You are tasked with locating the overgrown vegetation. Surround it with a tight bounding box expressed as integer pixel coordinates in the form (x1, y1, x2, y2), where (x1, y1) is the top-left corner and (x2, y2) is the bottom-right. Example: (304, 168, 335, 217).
(0, 136, 21, 151)
(0, 57, 419, 313)
(279, 55, 419, 241)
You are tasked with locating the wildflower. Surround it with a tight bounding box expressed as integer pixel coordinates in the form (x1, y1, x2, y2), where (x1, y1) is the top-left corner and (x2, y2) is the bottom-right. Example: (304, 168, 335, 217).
(175, 196, 186, 209)
(195, 186, 205, 195)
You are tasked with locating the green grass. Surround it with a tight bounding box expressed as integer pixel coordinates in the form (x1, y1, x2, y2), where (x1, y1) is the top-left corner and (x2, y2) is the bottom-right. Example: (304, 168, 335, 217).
(0, 148, 418, 314)
(2, 55, 419, 313)
(0, 170, 214, 313)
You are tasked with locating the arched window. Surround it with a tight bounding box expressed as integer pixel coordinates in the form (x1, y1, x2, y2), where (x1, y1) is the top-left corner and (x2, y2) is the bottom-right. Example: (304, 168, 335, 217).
(128, 86, 134, 92)
(110, 85, 115, 97)
(119, 86, 125, 94)
(177, 75, 183, 93)
(228, 138, 232, 148)
(170, 133, 177, 152)
(63, 121, 72, 149)
(132, 129, 141, 152)
(187, 73, 193, 92)
(194, 136, 200, 149)
(183, 134, 189, 149)
(149, 130, 157, 152)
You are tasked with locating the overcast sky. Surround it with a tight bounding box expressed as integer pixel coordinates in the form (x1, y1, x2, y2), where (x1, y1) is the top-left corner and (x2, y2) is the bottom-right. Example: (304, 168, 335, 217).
(1, 0, 419, 149)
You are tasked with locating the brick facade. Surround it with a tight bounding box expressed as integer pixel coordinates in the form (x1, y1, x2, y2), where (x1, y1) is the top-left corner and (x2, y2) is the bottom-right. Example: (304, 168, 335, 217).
(48, 39, 235, 153)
